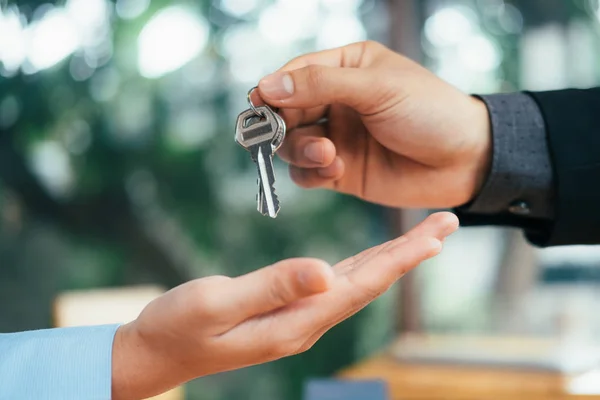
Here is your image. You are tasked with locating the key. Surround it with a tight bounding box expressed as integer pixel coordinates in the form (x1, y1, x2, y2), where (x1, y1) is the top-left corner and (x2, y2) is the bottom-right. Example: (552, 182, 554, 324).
(241, 86, 287, 216)
(257, 110, 286, 215)
(235, 105, 286, 218)
(236, 107, 280, 217)
(234, 108, 273, 213)
(255, 141, 278, 217)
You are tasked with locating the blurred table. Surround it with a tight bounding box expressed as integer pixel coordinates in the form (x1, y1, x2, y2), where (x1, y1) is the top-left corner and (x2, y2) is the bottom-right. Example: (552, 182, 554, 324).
(338, 335, 600, 400)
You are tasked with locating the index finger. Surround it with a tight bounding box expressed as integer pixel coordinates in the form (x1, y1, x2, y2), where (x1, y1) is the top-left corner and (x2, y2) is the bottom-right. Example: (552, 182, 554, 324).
(334, 212, 459, 274)
(248, 87, 324, 131)
(279, 41, 372, 71)
(277, 235, 444, 336)
(276, 213, 458, 331)
(254, 42, 376, 129)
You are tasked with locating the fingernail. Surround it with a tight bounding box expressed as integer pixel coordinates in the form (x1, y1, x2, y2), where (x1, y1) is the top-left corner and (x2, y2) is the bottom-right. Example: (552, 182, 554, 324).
(298, 261, 334, 292)
(304, 142, 323, 163)
(298, 270, 309, 287)
(259, 72, 295, 99)
(298, 269, 317, 291)
(427, 238, 443, 254)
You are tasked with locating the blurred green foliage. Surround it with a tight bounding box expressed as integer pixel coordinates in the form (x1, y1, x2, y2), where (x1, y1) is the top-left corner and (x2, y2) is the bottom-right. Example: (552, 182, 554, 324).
(0, 0, 392, 399)
(3, 0, 599, 398)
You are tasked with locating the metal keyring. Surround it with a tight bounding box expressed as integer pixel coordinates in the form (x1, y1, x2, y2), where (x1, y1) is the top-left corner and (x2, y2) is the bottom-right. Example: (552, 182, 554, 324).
(247, 86, 281, 117)
(247, 86, 264, 117)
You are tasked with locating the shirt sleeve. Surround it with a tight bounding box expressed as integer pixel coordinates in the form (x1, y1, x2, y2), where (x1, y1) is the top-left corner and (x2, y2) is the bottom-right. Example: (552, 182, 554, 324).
(460, 92, 555, 220)
(0, 324, 120, 400)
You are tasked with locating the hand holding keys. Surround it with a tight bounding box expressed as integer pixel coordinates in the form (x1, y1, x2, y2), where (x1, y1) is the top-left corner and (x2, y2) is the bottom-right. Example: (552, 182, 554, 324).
(235, 87, 286, 218)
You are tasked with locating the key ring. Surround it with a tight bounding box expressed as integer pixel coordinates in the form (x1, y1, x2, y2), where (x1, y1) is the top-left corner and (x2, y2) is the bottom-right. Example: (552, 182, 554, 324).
(247, 86, 264, 117)
(247, 86, 279, 117)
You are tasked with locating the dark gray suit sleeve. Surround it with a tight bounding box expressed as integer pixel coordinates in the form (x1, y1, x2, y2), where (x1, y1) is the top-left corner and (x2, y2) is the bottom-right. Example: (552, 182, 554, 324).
(460, 93, 555, 220)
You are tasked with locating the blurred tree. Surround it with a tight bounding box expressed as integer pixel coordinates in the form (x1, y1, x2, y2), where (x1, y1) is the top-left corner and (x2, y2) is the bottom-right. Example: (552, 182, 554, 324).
(0, 0, 392, 399)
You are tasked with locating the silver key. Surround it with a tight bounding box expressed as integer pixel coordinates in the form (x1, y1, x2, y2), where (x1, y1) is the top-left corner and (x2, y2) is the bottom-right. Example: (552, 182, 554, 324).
(235, 105, 285, 218)
(237, 107, 280, 217)
(257, 110, 286, 215)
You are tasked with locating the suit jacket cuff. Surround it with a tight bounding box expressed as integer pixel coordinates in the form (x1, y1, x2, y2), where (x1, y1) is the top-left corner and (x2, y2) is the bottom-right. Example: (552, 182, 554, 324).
(455, 92, 556, 246)
(460, 92, 555, 219)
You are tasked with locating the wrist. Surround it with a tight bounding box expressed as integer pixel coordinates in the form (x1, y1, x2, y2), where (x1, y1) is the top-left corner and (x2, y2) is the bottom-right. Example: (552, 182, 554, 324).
(111, 322, 186, 400)
(467, 95, 493, 203)
(111, 323, 146, 400)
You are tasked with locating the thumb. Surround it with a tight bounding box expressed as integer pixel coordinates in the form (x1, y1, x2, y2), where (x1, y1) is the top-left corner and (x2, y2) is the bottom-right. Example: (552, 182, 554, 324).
(226, 258, 335, 323)
(258, 66, 383, 114)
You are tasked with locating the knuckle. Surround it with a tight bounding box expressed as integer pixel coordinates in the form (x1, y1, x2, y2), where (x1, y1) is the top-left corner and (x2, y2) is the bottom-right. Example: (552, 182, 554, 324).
(259, 339, 295, 360)
(364, 40, 384, 52)
(267, 271, 294, 307)
(295, 338, 317, 355)
(274, 332, 305, 357)
(255, 323, 311, 360)
(258, 344, 280, 361)
(305, 65, 325, 91)
(274, 341, 295, 357)
(198, 297, 221, 320)
(296, 344, 312, 354)
(191, 285, 224, 320)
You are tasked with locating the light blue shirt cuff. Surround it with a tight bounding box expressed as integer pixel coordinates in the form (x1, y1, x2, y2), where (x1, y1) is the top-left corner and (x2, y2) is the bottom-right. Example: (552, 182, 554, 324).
(0, 324, 120, 400)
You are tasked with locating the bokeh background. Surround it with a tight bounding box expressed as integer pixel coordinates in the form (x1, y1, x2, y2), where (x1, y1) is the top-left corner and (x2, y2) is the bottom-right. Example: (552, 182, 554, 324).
(1, 0, 600, 399)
